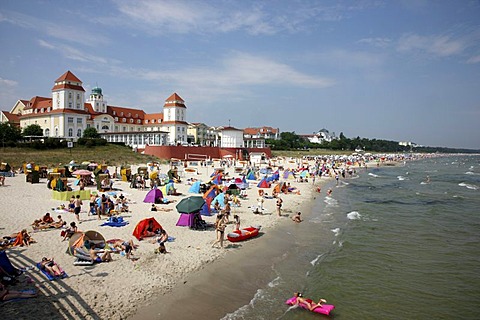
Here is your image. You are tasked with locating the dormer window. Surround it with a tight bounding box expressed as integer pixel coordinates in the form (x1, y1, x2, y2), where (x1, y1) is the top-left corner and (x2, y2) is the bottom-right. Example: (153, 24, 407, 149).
(137, 119, 141, 124)
(145, 120, 149, 124)
(122, 118, 126, 123)
(127, 113, 131, 117)
(120, 112, 124, 116)
(115, 117, 118, 121)
(135, 113, 138, 118)
(151, 119, 155, 123)
(113, 111, 116, 116)
(41, 108, 44, 113)
(130, 119, 134, 123)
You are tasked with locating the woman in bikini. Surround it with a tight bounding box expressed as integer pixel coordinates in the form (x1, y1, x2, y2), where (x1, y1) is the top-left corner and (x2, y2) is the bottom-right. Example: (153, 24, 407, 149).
(0, 283, 37, 301)
(40, 257, 64, 277)
(293, 292, 326, 311)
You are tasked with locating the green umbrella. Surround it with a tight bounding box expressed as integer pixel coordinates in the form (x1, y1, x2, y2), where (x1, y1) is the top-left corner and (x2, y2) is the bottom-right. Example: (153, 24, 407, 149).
(176, 196, 206, 213)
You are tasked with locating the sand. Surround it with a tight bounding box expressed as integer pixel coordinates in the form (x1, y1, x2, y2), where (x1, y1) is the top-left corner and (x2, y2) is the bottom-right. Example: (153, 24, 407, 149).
(0, 158, 330, 320)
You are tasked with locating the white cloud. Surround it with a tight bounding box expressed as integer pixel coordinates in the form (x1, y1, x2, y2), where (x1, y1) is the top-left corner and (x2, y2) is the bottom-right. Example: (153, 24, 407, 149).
(466, 55, 480, 64)
(357, 37, 392, 48)
(37, 39, 116, 65)
(1, 10, 109, 46)
(397, 33, 466, 57)
(0, 77, 18, 87)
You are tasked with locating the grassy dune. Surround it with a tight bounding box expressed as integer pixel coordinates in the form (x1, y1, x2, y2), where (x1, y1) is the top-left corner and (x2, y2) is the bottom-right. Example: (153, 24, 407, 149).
(0, 145, 160, 169)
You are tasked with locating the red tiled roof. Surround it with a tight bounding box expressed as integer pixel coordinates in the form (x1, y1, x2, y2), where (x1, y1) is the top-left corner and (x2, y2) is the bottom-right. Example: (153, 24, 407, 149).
(107, 105, 145, 119)
(55, 71, 82, 83)
(244, 127, 278, 135)
(165, 93, 184, 102)
(144, 113, 164, 124)
(222, 126, 243, 131)
(51, 84, 85, 92)
(2, 111, 20, 123)
(23, 96, 52, 110)
(161, 120, 189, 125)
(21, 108, 89, 118)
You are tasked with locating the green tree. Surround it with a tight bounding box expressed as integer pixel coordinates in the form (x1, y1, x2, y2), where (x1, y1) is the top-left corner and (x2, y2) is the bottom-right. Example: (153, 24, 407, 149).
(22, 124, 44, 136)
(83, 127, 100, 138)
(0, 122, 22, 144)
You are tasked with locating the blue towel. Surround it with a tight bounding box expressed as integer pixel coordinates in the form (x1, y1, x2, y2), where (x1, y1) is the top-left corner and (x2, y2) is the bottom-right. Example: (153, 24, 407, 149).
(36, 262, 68, 281)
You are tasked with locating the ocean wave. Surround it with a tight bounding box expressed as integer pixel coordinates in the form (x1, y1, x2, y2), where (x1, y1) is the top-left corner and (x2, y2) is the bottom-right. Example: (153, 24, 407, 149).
(397, 175, 408, 181)
(221, 289, 265, 320)
(268, 276, 281, 288)
(368, 173, 379, 178)
(324, 197, 339, 207)
(458, 182, 479, 190)
(465, 171, 480, 175)
(347, 211, 361, 220)
(331, 228, 340, 236)
(310, 253, 324, 266)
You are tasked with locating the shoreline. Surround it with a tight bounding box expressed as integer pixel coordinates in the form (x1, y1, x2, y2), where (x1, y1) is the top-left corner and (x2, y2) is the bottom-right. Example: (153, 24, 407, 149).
(130, 180, 322, 320)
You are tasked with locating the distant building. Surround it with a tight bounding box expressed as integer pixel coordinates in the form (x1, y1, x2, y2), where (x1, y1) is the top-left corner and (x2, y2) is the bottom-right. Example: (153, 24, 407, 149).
(220, 126, 244, 148)
(301, 128, 337, 144)
(1, 70, 191, 149)
(187, 122, 219, 146)
(243, 126, 280, 140)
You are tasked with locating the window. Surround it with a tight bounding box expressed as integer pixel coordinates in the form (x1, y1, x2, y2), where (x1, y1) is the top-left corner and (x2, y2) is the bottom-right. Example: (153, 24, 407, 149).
(69, 92, 72, 99)
(68, 128, 73, 137)
(44, 128, 50, 136)
(41, 108, 44, 113)
(68, 117, 74, 123)
(55, 127, 58, 137)
(113, 111, 116, 116)
(122, 118, 126, 123)
(130, 119, 134, 123)
(102, 125, 109, 130)
(115, 117, 118, 121)
(68, 102, 72, 108)
(127, 113, 131, 117)
(77, 129, 82, 137)
(135, 113, 138, 118)
(77, 94, 80, 100)
(120, 112, 124, 116)
(137, 119, 141, 124)
(145, 120, 149, 124)
(77, 118, 82, 124)
(151, 119, 155, 123)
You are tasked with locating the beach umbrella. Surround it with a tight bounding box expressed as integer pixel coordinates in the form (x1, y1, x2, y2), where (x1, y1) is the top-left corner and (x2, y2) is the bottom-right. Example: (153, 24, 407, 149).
(176, 196, 206, 213)
(72, 169, 93, 176)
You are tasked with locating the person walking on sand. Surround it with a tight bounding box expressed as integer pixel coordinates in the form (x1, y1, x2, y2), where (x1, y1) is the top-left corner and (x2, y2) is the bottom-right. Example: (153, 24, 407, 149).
(276, 197, 283, 217)
(74, 195, 82, 223)
(212, 214, 226, 248)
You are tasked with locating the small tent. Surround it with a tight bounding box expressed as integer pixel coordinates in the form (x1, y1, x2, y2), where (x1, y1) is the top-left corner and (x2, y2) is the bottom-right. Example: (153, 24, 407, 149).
(300, 170, 310, 178)
(212, 192, 226, 208)
(257, 178, 270, 188)
(200, 197, 213, 216)
(188, 180, 201, 193)
(132, 217, 162, 240)
(283, 170, 295, 180)
(143, 188, 163, 203)
(246, 170, 256, 180)
(161, 182, 175, 196)
(203, 185, 218, 199)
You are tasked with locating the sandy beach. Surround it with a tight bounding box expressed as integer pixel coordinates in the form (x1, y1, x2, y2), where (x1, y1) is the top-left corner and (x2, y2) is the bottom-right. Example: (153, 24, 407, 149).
(1, 158, 330, 319)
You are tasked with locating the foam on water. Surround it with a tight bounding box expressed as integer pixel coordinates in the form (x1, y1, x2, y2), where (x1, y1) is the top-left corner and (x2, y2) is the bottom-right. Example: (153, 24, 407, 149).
(324, 196, 338, 207)
(220, 288, 266, 320)
(310, 253, 324, 266)
(368, 173, 379, 177)
(331, 228, 340, 236)
(347, 211, 361, 220)
(458, 182, 479, 190)
(268, 276, 281, 288)
(465, 171, 479, 175)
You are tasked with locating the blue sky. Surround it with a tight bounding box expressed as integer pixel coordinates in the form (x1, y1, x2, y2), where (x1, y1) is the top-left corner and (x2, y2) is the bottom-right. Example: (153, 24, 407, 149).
(1, 0, 479, 149)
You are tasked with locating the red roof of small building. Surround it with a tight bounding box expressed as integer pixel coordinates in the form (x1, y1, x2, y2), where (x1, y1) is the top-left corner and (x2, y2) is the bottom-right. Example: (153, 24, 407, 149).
(144, 113, 164, 124)
(2, 111, 20, 123)
(222, 126, 243, 131)
(55, 70, 82, 83)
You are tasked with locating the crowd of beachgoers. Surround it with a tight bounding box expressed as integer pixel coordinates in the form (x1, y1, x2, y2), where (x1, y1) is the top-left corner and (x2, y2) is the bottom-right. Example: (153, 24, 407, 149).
(0, 152, 435, 319)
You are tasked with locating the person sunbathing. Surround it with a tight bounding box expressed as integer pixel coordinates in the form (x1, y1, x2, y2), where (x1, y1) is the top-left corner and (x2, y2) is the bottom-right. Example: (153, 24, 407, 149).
(32, 212, 55, 230)
(89, 247, 112, 263)
(113, 239, 136, 259)
(40, 257, 65, 277)
(0, 283, 37, 301)
(293, 292, 326, 311)
(52, 215, 66, 228)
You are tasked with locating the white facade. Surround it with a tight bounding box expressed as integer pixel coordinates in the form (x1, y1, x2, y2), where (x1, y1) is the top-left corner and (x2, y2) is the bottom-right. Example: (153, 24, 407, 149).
(221, 127, 244, 148)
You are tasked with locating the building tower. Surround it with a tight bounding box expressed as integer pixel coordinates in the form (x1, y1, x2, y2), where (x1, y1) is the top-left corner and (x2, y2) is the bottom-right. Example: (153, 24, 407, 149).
(51, 71, 85, 110)
(87, 86, 107, 113)
(162, 93, 188, 145)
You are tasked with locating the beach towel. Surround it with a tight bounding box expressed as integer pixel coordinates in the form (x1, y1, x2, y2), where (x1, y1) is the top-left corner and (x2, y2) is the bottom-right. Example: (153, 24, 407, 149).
(36, 262, 68, 280)
(100, 216, 129, 227)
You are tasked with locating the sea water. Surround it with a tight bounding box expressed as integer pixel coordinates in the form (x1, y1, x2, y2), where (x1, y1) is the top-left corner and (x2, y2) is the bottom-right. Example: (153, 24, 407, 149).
(221, 155, 480, 320)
